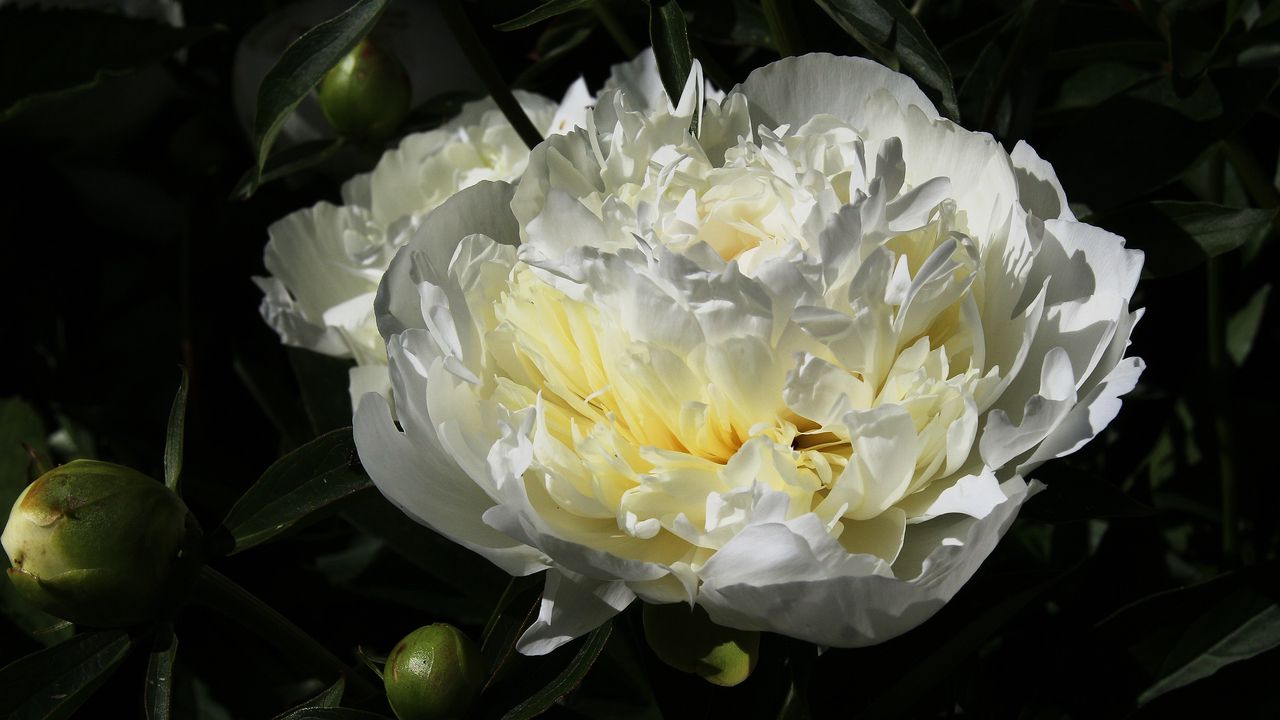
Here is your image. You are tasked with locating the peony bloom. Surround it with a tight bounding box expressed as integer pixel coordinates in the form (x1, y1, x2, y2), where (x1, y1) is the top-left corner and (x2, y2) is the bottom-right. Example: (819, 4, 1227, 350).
(354, 54, 1145, 654)
(256, 51, 692, 408)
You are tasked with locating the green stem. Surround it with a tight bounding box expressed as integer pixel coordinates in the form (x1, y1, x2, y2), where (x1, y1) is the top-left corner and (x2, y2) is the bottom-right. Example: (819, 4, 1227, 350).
(192, 567, 376, 696)
(439, 0, 543, 150)
(592, 0, 640, 57)
(1205, 149, 1240, 566)
(1207, 256, 1239, 565)
(762, 0, 803, 57)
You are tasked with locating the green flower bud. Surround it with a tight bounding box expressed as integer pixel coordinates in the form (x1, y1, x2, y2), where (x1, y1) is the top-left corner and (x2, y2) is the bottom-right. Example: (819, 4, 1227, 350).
(2, 460, 203, 628)
(317, 38, 411, 141)
(384, 623, 485, 720)
(643, 602, 760, 687)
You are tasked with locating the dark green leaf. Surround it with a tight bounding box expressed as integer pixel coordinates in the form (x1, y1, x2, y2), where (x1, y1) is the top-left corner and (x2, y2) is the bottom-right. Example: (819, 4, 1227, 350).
(1020, 473, 1155, 523)
(164, 367, 188, 493)
(513, 22, 595, 88)
(1092, 201, 1278, 278)
(861, 571, 1068, 718)
(501, 623, 612, 720)
(1228, 283, 1271, 366)
(251, 0, 390, 185)
(495, 0, 591, 30)
(481, 576, 544, 677)
(218, 428, 372, 554)
(812, 0, 960, 120)
(0, 6, 214, 121)
(276, 710, 390, 720)
(145, 625, 178, 720)
(233, 138, 347, 200)
(0, 630, 133, 720)
(341, 492, 509, 607)
(1140, 602, 1280, 705)
(649, 0, 694, 111)
(272, 677, 344, 720)
(288, 348, 357, 436)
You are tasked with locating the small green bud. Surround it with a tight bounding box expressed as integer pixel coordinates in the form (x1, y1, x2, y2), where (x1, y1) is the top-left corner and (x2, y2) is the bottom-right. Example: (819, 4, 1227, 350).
(1, 460, 203, 628)
(384, 623, 485, 720)
(317, 38, 411, 141)
(643, 602, 760, 687)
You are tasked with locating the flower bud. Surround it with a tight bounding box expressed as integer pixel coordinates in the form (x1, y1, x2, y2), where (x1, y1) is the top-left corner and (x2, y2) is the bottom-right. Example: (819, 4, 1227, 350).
(384, 623, 485, 720)
(317, 38, 411, 141)
(643, 602, 760, 687)
(2, 460, 203, 628)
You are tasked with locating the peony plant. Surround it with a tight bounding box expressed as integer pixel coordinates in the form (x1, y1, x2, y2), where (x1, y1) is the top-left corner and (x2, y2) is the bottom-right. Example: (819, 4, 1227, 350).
(353, 53, 1145, 654)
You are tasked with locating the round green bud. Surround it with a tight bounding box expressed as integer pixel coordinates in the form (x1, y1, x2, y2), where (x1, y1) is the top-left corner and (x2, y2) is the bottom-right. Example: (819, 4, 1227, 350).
(1, 460, 203, 628)
(317, 38, 411, 141)
(384, 623, 485, 720)
(642, 602, 760, 687)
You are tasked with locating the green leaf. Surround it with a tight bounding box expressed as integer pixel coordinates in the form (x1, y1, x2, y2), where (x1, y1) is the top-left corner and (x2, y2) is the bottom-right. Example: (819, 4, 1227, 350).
(495, 0, 591, 30)
(1019, 472, 1155, 523)
(272, 677, 344, 720)
(233, 138, 347, 200)
(1092, 201, 1278, 278)
(217, 427, 372, 555)
(649, 0, 694, 111)
(164, 367, 188, 493)
(812, 0, 960, 120)
(0, 6, 214, 121)
(1137, 584, 1280, 705)
(145, 625, 179, 720)
(501, 623, 612, 720)
(276, 710, 390, 720)
(1141, 604, 1280, 704)
(288, 348, 357, 436)
(340, 493, 509, 610)
(861, 571, 1068, 718)
(1228, 283, 1271, 366)
(481, 576, 544, 678)
(251, 0, 390, 187)
(0, 630, 133, 720)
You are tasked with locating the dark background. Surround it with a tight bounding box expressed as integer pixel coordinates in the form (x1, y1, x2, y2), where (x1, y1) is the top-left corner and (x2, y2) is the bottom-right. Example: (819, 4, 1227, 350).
(2, 0, 1279, 717)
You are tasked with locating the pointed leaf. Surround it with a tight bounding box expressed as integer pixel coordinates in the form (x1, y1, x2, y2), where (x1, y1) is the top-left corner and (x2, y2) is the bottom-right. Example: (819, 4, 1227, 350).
(217, 428, 372, 554)
(276, 710, 390, 720)
(251, 0, 390, 185)
(233, 138, 346, 200)
(0, 630, 132, 720)
(1139, 592, 1280, 705)
(496, 0, 591, 30)
(812, 0, 960, 120)
(500, 623, 613, 720)
(164, 367, 188, 493)
(1228, 283, 1271, 366)
(0, 6, 214, 121)
(649, 0, 693, 108)
(145, 625, 178, 720)
(272, 678, 345, 720)
(1093, 201, 1278, 278)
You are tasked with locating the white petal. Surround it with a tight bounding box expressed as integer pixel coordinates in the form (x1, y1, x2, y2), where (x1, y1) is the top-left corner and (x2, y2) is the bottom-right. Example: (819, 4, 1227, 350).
(737, 54, 940, 131)
(516, 569, 635, 655)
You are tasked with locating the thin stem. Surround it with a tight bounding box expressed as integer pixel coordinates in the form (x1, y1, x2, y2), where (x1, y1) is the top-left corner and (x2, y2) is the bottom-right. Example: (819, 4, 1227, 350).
(1207, 257, 1239, 565)
(592, 0, 640, 58)
(192, 567, 377, 696)
(1205, 149, 1240, 566)
(439, 0, 543, 150)
(762, 0, 803, 57)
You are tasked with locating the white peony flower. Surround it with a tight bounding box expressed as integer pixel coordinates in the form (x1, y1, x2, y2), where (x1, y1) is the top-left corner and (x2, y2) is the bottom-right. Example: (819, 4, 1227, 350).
(354, 53, 1145, 655)
(255, 51, 693, 409)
